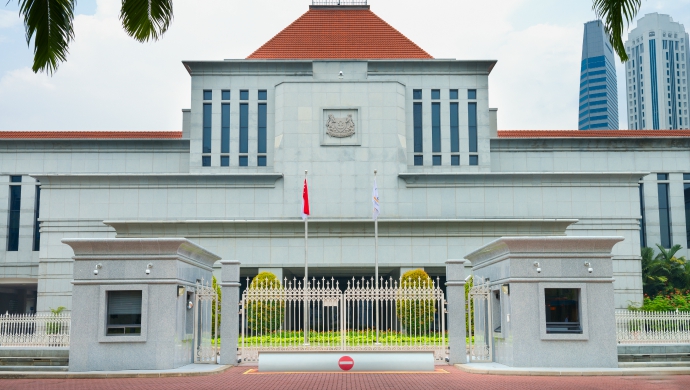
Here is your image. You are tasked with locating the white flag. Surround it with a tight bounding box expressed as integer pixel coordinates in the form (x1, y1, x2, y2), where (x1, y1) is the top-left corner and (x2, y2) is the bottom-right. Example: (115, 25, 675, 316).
(372, 178, 380, 220)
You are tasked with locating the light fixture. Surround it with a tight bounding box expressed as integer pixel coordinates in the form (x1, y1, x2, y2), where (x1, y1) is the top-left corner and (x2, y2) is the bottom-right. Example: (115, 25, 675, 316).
(177, 285, 185, 297)
(338, 70, 343, 79)
(187, 301, 194, 310)
(533, 261, 541, 274)
(93, 263, 102, 276)
(501, 284, 510, 295)
(584, 262, 593, 274)
(145, 263, 153, 275)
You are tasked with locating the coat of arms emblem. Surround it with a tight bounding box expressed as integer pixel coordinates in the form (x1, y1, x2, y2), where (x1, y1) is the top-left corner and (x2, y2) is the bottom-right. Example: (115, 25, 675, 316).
(326, 114, 355, 138)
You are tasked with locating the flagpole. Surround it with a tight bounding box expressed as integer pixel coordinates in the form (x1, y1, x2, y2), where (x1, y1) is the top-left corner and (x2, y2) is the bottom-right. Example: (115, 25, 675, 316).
(374, 169, 380, 345)
(304, 170, 309, 346)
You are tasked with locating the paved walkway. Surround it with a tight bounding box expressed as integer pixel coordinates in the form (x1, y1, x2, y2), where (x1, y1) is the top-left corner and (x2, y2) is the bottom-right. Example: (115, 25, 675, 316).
(2, 366, 690, 389)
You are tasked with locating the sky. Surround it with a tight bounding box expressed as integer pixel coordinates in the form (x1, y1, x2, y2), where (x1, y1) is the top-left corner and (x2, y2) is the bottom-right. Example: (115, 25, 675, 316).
(1, 0, 690, 131)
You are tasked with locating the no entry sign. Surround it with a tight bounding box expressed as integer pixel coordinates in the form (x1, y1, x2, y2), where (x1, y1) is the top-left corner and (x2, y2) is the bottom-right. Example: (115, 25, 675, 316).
(338, 355, 354, 371)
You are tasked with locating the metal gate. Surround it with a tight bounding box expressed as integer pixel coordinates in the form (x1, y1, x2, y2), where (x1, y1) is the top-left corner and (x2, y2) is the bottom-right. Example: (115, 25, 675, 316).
(194, 279, 219, 364)
(239, 276, 448, 362)
(467, 277, 492, 362)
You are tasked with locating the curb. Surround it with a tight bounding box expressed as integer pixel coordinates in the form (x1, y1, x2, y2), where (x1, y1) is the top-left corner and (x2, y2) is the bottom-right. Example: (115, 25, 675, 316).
(455, 363, 690, 376)
(0, 364, 233, 379)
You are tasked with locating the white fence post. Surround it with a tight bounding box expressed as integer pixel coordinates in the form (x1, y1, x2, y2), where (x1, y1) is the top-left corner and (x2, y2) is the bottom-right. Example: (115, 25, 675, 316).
(445, 260, 467, 364)
(219, 260, 241, 365)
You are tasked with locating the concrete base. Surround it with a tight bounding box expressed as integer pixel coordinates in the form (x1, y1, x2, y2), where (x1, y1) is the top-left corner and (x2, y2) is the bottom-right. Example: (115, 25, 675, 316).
(258, 352, 434, 372)
(0, 363, 231, 379)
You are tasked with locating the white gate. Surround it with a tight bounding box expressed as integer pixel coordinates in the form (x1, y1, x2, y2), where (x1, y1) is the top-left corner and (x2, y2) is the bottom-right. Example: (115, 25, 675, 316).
(239, 276, 448, 362)
(467, 278, 492, 362)
(194, 279, 219, 364)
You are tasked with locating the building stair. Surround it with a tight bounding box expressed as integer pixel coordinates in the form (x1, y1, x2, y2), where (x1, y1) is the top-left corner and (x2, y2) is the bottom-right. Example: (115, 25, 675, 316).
(618, 344, 690, 368)
(0, 348, 68, 372)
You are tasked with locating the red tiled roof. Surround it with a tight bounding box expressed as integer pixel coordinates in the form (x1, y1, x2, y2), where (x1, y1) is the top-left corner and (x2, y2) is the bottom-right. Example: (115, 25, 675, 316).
(498, 130, 690, 138)
(247, 7, 432, 60)
(0, 131, 182, 139)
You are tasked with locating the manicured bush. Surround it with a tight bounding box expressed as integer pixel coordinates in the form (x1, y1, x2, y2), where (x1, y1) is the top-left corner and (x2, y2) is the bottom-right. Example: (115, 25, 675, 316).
(395, 269, 436, 334)
(246, 272, 285, 334)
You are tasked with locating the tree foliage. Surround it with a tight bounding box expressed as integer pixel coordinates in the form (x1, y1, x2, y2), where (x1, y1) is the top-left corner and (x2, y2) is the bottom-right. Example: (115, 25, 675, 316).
(640, 244, 690, 298)
(15, 0, 173, 74)
(592, 0, 642, 62)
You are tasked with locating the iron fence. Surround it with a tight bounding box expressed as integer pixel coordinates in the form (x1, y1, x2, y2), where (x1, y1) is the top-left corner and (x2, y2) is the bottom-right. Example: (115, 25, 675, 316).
(0, 312, 70, 347)
(616, 309, 690, 344)
(239, 276, 447, 362)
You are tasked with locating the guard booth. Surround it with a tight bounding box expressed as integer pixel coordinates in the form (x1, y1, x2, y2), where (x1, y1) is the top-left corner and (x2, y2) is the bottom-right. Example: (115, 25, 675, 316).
(64, 238, 221, 371)
(464, 236, 622, 368)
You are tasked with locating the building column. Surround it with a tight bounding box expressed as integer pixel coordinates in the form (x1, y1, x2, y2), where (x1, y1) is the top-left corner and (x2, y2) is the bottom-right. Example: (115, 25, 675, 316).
(219, 260, 241, 365)
(445, 259, 467, 364)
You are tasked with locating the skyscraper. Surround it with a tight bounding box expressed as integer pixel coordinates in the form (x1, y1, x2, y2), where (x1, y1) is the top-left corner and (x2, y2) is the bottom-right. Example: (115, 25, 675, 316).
(625, 13, 690, 130)
(579, 20, 619, 130)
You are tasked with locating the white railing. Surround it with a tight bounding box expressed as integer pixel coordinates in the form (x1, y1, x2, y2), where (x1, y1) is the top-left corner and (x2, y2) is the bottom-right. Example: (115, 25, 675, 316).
(616, 310, 690, 344)
(0, 313, 71, 347)
(239, 276, 447, 362)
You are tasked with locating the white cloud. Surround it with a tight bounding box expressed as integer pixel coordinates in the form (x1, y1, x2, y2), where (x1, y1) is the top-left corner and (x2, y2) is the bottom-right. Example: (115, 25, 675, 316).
(0, 9, 21, 29)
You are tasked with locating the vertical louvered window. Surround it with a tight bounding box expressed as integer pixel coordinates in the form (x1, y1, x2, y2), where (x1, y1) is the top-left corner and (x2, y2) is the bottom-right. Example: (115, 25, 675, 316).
(240, 103, 248, 154)
(7, 176, 21, 251)
(33, 185, 40, 251)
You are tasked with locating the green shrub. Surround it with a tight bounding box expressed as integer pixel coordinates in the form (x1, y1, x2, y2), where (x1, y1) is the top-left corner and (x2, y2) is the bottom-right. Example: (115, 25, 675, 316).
(246, 272, 285, 334)
(395, 269, 436, 334)
(629, 289, 690, 311)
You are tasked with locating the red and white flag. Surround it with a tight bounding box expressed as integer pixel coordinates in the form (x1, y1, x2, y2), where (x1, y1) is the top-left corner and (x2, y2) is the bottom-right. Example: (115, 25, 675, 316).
(301, 178, 310, 220)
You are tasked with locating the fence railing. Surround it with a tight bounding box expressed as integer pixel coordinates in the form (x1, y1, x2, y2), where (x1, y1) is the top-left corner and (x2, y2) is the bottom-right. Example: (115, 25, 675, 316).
(239, 276, 447, 362)
(0, 313, 71, 347)
(616, 310, 690, 344)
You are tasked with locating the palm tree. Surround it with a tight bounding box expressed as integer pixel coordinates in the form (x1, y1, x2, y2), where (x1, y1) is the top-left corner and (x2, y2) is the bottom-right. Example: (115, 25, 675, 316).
(641, 246, 668, 297)
(655, 244, 689, 291)
(15, 0, 172, 74)
(592, 0, 643, 62)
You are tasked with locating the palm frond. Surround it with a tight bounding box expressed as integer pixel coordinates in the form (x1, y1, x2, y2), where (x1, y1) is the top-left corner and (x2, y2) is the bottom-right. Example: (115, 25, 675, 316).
(120, 0, 173, 42)
(592, 0, 642, 62)
(19, 0, 76, 74)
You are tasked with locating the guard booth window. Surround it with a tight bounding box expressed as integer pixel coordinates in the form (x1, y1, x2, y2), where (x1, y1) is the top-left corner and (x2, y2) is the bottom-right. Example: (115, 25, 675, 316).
(107, 291, 143, 335)
(544, 288, 582, 334)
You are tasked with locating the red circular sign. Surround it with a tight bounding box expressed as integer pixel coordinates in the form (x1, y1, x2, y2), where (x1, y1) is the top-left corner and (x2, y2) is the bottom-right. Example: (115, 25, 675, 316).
(338, 355, 354, 371)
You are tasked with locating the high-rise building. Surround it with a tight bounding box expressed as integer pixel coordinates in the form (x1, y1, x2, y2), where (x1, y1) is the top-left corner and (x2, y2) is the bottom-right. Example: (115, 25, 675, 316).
(579, 20, 619, 130)
(625, 13, 690, 130)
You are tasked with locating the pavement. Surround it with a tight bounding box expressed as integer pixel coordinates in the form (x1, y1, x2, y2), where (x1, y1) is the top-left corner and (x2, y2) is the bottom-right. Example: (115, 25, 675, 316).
(456, 361, 690, 376)
(2, 365, 690, 389)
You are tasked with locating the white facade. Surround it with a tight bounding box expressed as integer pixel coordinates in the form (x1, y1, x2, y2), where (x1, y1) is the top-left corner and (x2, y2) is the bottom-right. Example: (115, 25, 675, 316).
(625, 13, 690, 130)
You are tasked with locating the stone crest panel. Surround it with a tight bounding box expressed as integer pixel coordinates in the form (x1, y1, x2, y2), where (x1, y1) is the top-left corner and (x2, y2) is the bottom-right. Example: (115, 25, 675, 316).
(321, 108, 361, 146)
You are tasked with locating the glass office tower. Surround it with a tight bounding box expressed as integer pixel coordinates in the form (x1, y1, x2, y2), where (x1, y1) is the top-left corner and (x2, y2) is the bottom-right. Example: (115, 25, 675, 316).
(625, 13, 690, 130)
(579, 20, 619, 130)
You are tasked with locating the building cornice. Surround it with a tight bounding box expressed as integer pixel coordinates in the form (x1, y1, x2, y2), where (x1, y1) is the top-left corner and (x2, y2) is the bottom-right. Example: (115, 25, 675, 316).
(492, 137, 690, 152)
(104, 218, 578, 239)
(31, 173, 284, 189)
(398, 172, 646, 188)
